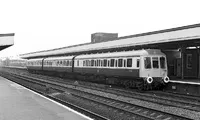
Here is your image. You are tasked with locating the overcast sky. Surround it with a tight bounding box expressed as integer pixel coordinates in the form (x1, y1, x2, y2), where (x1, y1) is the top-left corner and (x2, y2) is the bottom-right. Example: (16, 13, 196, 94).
(0, 0, 200, 58)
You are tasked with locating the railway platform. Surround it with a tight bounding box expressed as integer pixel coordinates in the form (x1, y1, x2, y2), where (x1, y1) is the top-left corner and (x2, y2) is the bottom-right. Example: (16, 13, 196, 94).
(165, 79, 200, 96)
(0, 76, 92, 120)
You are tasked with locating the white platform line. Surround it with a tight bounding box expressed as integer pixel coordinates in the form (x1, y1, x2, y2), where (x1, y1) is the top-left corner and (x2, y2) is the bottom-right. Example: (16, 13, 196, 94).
(169, 80, 200, 85)
(8, 80, 94, 120)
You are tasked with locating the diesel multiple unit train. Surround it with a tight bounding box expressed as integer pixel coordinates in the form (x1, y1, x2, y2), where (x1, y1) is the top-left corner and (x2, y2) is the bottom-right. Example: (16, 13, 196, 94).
(3, 49, 169, 90)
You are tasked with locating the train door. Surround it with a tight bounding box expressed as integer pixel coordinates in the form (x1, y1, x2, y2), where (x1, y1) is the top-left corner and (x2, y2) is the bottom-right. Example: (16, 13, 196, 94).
(151, 56, 167, 78)
(151, 56, 160, 77)
(184, 50, 198, 78)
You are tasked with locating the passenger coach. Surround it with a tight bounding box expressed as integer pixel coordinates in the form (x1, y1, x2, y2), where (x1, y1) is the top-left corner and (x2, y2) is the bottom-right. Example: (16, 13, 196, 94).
(22, 49, 169, 90)
(74, 49, 169, 89)
(26, 58, 43, 73)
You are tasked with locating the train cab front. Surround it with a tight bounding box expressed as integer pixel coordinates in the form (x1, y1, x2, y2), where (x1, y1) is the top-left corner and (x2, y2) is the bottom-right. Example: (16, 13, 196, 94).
(140, 55, 169, 90)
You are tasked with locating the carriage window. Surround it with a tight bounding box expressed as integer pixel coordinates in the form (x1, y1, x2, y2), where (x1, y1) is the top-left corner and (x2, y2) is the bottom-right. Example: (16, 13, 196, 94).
(91, 60, 94, 66)
(110, 59, 115, 67)
(152, 57, 159, 68)
(118, 59, 123, 67)
(137, 59, 140, 67)
(96, 60, 98, 66)
(77, 60, 79, 66)
(88, 60, 90, 66)
(160, 57, 166, 69)
(97, 60, 99, 66)
(144, 57, 151, 69)
(86, 60, 88, 66)
(103, 59, 107, 67)
(127, 58, 132, 67)
(66, 60, 69, 66)
(83, 61, 85, 66)
(88, 60, 91, 66)
(85, 60, 88, 66)
(101, 60, 103, 66)
(94, 60, 97, 66)
(98, 60, 101, 66)
(69, 61, 72, 66)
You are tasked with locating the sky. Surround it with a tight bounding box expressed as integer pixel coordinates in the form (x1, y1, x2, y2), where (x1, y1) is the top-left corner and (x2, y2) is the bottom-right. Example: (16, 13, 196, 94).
(0, 0, 200, 58)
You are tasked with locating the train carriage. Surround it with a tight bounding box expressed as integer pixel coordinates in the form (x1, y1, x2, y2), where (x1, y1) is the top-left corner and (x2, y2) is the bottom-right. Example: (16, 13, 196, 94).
(43, 56, 74, 74)
(8, 58, 27, 68)
(74, 49, 169, 89)
(19, 49, 169, 90)
(26, 58, 44, 73)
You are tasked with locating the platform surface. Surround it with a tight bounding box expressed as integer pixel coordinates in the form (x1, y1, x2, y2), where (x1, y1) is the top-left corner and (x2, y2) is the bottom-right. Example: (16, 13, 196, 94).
(0, 76, 92, 120)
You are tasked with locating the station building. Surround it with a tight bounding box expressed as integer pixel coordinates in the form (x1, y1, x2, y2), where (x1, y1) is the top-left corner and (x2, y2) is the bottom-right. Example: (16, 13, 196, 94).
(0, 33, 15, 65)
(0, 33, 14, 51)
(20, 24, 200, 81)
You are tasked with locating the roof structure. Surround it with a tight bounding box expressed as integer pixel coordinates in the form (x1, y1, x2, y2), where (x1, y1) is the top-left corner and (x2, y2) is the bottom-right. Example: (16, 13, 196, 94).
(20, 23, 200, 59)
(0, 33, 14, 51)
(75, 49, 165, 59)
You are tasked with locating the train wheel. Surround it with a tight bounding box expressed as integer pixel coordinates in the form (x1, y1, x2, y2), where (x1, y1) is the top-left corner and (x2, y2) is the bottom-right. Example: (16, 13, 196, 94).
(124, 80, 134, 88)
(145, 84, 152, 90)
(137, 82, 144, 90)
(124, 81, 130, 88)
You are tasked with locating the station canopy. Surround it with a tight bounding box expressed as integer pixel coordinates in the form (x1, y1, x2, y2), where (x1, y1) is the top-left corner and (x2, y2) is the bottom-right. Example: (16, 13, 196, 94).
(0, 33, 14, 51)
(20, 24, 200, 59)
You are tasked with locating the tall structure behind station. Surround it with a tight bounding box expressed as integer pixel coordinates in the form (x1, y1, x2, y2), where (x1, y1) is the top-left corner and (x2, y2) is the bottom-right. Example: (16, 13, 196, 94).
(91, 32, 118, 43)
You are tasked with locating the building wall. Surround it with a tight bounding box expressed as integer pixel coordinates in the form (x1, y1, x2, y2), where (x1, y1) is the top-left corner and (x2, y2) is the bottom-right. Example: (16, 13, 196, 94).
(163, 50, 181, 77)
(164, 49, 199, 79)
(91, 33, 118, 43)
(184, 49, 198, 78)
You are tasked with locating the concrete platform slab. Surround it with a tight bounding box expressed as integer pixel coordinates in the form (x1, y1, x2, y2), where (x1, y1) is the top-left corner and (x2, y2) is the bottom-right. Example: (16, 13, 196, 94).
(0, 76, 92, 120)
(170, 79, 200, 85)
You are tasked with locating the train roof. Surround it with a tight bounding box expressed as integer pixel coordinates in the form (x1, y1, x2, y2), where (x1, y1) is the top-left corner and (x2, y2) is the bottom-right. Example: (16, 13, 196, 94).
(9, 58, 27, 61)
(27, 58, 44, 61)
(44, 56, 74, 61)
(75, 49, 165, 59)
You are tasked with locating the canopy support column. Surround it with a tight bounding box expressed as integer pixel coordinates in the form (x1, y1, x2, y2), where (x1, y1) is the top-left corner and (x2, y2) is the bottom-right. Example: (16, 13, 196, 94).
(180, 47, 186, 80)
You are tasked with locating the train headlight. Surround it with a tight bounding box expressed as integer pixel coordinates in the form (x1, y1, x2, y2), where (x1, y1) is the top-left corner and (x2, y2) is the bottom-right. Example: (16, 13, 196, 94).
(146, 77, 153, 84)
(163, 76, 170, 83)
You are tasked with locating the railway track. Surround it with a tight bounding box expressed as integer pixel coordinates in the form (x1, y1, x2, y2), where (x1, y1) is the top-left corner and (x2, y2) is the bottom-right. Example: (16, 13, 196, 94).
(0, 69, 198, 119)
(8, 67, 200, 112)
